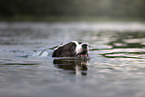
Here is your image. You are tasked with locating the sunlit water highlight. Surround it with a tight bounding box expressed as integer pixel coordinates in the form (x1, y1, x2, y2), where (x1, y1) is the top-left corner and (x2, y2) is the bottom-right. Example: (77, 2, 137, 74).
(0, 22, 145, 97)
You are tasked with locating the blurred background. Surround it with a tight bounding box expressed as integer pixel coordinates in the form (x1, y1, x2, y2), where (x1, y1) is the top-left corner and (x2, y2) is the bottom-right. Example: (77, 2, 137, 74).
(0, 0, 145, 21)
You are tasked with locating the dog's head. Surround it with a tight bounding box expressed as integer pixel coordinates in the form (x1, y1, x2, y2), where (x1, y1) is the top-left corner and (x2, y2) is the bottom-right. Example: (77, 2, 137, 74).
(73, 41, 89, 57)
(52, 41, 89, 57)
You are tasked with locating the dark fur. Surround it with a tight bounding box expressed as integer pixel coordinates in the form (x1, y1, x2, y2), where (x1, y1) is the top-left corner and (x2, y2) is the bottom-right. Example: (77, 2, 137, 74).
(52, 42, 76, 57)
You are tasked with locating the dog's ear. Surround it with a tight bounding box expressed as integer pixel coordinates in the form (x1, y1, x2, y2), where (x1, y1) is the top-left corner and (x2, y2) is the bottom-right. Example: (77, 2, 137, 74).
(69, 43, 76, 51)
(60, 42, 76, 57)
(52, 42, 77, 57)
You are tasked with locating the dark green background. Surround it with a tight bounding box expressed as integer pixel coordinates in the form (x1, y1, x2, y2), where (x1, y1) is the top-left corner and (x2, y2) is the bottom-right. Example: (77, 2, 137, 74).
(0, 0, 145, 20)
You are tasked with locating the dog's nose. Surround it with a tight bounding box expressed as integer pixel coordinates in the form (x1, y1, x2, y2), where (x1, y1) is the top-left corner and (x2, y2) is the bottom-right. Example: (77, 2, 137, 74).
(82, 44, 88, 49)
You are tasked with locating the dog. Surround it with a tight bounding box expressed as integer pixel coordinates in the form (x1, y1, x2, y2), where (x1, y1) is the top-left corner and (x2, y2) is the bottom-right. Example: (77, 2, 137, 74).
(52, 41, 89, 57)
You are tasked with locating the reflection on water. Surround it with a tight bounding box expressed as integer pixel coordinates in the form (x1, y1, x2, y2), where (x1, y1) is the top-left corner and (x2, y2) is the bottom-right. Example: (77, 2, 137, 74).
(100, 31, 145, 59)
(108, 31, 145, 48)
(0, 22, 145, 97)
(53, 57, 88, 75)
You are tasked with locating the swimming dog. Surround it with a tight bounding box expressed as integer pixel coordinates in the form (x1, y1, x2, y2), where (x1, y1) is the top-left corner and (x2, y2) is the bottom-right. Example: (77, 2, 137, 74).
(52, 41, 89, 57)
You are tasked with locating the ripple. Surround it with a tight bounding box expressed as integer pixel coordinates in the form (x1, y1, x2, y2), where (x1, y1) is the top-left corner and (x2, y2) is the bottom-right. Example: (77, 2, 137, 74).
(0, 22, 145, 97)
(101, 51, 145, 59)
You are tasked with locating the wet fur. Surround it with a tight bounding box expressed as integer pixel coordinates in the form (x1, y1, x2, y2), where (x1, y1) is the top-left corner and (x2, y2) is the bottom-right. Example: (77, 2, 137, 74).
(52, 42, 76, 57)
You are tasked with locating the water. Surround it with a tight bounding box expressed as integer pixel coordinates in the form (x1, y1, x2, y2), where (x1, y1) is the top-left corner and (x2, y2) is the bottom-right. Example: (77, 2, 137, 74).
(0, 22, 145, 97)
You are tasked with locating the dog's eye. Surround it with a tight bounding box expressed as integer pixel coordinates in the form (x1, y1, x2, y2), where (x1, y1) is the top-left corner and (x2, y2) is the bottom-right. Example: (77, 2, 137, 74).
(82, 44, 87, 48)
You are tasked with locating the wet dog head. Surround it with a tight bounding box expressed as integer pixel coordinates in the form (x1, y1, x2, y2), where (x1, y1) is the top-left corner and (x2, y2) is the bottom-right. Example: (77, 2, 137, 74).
(74, 41, 89, 57)
(52, 41, 89, 57)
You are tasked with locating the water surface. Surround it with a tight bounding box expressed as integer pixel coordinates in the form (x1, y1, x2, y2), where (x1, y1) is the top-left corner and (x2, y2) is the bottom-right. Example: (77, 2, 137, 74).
(0, 22, 145, 97)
